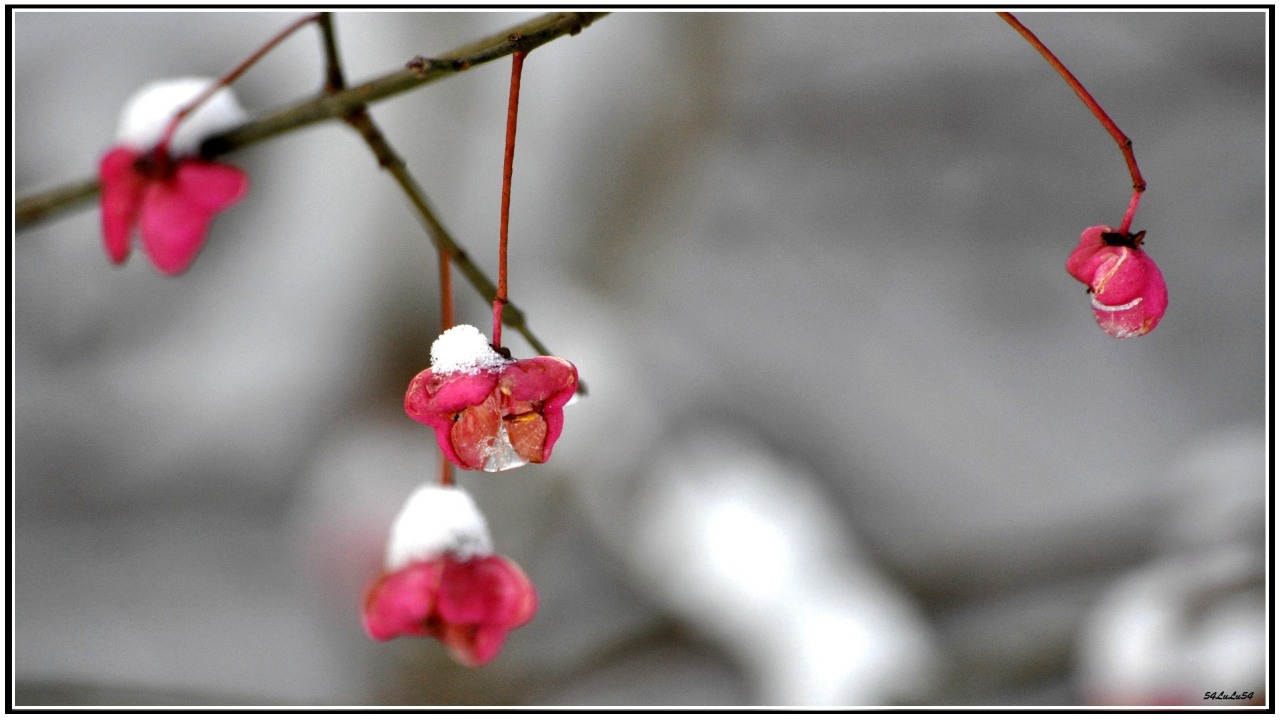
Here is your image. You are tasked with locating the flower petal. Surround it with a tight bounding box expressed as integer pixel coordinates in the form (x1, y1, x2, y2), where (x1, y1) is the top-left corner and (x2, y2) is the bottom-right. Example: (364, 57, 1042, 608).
(1066, 225, 1111, 286)
(362, 561, 444, 641)
(501, 357, 579, 405)
(463, 625, 515, 667)
(437, 555, 538, 628)
(439, 623, 487, 666)
(406, 368, 499, 420)
(452, 393, 523, 471)
(173, 159, 250, 211)
(499, 357, 578, 463)
(1091, 247, 1147, 306)
(139, 183, 216, 275)
(504, 411, 548, 464)
(1091, 250, 1167, 338)
(138, 160, 247, 275)
(406, 369, 501, 470)
(98, 147, 147, 265)
(363, 554, 535, 665)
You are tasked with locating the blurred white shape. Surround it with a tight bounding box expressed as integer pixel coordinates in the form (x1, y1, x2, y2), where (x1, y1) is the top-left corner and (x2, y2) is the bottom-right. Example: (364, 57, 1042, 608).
(511, 281, 671, 519)
(1078, 428, 1266, 706)
(1077, 543, 1264, 706)
(630, 426, 940, 706)
(384, 484, 493, 570)
(116, 77, 248, 156)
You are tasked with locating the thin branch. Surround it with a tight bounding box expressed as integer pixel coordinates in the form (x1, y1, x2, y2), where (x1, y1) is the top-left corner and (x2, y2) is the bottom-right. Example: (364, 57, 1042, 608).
(13, 178, 99, 228)
(15, 11, 607, 230)
(323, 14, 456, 488)
(316, 14, 585, 392)
(344, 109, 569, 367)
(157, 13, 321, 157)
(316, 12, 346, 95)
(998, 12, 1146, 233)
(439, 241, 454, 332)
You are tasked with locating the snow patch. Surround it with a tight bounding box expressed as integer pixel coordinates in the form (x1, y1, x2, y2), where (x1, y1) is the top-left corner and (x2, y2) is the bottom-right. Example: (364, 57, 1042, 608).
(116, 77, 249, 157)
(430, 325, 509, 375)
(384, 485, 493, 570)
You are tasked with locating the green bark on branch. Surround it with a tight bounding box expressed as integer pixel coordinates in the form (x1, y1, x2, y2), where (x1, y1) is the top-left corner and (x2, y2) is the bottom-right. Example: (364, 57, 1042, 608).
(14, 11, 607, 229)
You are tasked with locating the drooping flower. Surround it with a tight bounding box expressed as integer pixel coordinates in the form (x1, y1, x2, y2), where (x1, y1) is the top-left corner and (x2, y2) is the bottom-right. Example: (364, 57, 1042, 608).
(1066, 225, 1168, 338)
(405, 325, 578, 472)
(361, 485, 538, 666)
(99, 77, 250, 275)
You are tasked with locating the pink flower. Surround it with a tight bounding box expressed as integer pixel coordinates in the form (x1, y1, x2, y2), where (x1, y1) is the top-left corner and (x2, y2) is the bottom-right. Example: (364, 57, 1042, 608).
(1066, 225, 1168, 338)
(99, 78, 250, 275)
(362, 553, 538, 667)
(99, 148, 248, 275)
(361, 485, 537, 666)
(405, 325, 578, 472)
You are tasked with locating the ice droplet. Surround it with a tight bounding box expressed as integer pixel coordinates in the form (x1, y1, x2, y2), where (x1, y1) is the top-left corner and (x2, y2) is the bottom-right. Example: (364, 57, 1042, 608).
(481, 423, 528, 472)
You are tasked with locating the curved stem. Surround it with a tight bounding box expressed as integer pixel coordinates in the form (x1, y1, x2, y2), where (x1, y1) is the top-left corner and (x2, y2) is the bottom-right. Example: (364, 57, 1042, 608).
(334, 42, 584, 393)
(15, 12, 608, 230)
(317, 13, 449, 342)
(998, 12, 1146, 232)
(157, 13, 321, 157)
(493, 48, 526, 348)
(20, 9, 591, 392)
(1118, 188, 1143, 237)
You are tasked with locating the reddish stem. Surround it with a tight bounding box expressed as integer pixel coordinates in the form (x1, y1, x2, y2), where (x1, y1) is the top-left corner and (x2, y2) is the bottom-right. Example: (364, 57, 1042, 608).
(438, 217, 454, 483)
(156, 13, 321, 157)
(439, 454, 455, 487)
(1118, 187, 1143, 237)
(998, 12, 1146, 233)
(492, 47, 526, 348)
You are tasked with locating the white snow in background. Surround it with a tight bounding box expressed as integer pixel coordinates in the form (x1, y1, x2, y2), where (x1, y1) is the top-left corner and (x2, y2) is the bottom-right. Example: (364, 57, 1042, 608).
(430, 324, 509, 374)
(631, 426, 940, 706)
(384, 485, 494, 570)
(115, 77, 248, 157)
(1077, 428, 1266, 705)
(1077, 543, 1264, 704)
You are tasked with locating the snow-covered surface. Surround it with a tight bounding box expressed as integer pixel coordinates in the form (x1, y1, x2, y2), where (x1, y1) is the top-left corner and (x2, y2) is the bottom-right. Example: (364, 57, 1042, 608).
(383, 485, 493, 570)
(115, 77, 248, 157)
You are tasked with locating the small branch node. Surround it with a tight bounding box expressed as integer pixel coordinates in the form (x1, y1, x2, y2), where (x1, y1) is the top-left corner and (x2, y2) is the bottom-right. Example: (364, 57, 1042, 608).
(405, 56, 433, 76)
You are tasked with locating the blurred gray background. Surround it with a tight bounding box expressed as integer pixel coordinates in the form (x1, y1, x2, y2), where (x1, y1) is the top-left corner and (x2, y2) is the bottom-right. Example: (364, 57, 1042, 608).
(13, 10, 1269, 707)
